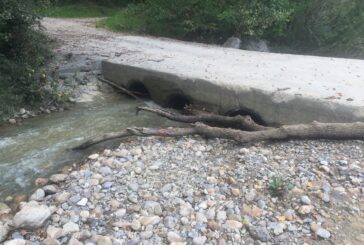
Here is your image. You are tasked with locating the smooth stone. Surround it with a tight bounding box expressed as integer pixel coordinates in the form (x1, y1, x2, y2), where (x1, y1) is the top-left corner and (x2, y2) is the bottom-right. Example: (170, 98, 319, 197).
(301, 195, 311, 205)
(29, 189, 45, 201)
(316, 228, 331, 239)
(62, 222, 80, 235)
(68, 238, 83, 245)
(298, 205, 313, 215)
(140, 231, 153, 240)
(140, 216, 161, 226)
(47, 225, 63, 239)
(77, 198, 88, 206)
(44, 238, 61, 245)
(226, 220, 243, 229)
(0, 222, 9, 242)
(192, 236, 207, 245)
(247, 226, 271, 242)
(88, 154, 99, 160)
(0, 203, 11, 215)
(97, 236, 113, 245)
(50, 174, 68, 183)
(4, 239, 26, 245)
(167, 231, 183, 243)
(273, 223, 285, 235)
(43, 185, 59, 195)
(55, 192, 71, 203)
(131, 220, 141, 231)
(13, 202, 51, 228)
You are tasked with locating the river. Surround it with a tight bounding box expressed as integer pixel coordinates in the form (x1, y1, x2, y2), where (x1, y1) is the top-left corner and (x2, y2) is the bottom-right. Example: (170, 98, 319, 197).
(0, 93, 173, 199)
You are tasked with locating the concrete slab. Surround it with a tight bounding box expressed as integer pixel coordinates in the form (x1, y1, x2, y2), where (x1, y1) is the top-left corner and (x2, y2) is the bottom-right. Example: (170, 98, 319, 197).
(97, 33, 364, 125)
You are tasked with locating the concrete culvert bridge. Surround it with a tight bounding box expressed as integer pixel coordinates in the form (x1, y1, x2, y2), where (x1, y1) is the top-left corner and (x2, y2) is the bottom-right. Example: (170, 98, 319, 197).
(165, 93, 191, 110)
(128, 80, 150, 98)
(224, 108, 268, 126)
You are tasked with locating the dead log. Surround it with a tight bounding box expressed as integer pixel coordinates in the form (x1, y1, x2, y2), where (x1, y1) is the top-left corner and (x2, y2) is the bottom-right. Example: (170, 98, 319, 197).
(73, 127, 196, 150)
(73, 121, 364, 150)
(137, 106, 270, 131)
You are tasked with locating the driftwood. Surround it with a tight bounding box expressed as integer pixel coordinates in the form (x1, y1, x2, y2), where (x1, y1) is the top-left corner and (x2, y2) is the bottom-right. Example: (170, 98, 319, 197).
(74, 121, 364, 150)
(137, 106, 270, 131)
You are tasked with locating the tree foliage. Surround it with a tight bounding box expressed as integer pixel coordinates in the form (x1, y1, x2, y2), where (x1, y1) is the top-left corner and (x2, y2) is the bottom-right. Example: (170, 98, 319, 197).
(105, 0, 294, 43)
(0, 0, 51, 118)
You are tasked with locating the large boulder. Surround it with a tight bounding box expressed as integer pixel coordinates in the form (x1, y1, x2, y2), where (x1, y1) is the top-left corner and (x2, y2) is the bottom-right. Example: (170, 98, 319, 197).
(223, 37, 242, 49)
(241, 36, 270, 52)
(13, 202, 51, 229)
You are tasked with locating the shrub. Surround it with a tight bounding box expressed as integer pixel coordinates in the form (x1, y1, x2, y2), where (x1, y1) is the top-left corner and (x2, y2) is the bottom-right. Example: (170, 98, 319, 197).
(0, 0, 51, 119)
(103, 0, 294, 43)
(286, 0, 364, 58)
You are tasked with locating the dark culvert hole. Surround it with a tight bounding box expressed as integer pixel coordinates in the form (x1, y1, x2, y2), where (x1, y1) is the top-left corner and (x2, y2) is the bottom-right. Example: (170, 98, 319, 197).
(224, 108, 267, 126)
(128, 81, 150, 98)
(165, 94, 191, 110)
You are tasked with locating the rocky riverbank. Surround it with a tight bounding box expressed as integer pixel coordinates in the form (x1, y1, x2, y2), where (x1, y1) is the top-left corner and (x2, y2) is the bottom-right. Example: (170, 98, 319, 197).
(1, 136, 363, 244)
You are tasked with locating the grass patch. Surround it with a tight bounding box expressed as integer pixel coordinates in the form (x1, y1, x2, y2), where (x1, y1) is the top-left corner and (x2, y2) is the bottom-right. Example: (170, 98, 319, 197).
(98, 6, 146, 33)
(46, 3, 119, 18)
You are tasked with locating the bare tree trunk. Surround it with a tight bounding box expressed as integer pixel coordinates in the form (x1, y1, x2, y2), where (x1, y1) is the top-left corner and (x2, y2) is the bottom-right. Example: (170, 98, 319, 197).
(74, 122, 364, 150)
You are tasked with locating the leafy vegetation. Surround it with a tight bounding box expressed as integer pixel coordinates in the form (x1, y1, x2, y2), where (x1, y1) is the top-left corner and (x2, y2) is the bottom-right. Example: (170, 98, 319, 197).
(46, 3, 119, 18)
(102, 0, 294, 43)
(286, 0, 364, 58)
(0, 0, 54, 120)
(268, 176, 294, 198)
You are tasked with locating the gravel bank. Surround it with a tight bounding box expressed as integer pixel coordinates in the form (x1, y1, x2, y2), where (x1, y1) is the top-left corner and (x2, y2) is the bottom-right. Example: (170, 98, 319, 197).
(1, 136, 363, 244)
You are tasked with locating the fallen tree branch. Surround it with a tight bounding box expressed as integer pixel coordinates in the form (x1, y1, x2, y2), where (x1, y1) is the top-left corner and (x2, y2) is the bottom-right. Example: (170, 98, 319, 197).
(97, 75, 146, 104)
(73, 121, 364, 150)
(73, 127, 196, 150)
(137, 106, 270, 131)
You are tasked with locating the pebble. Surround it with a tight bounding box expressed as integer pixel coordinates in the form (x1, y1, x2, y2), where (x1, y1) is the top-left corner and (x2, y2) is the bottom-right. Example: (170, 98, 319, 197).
(192, 236, 207, 245)
(77, 198, 88, 206)
(13, 202, 51, 228)
(167, 232, 183, 243)
(4, 136, 363, 244)
(50, 174, 68, 183)
(300, 195, 311, 205)
(62, 222, 80, 235)
(316, 228, 331, 239)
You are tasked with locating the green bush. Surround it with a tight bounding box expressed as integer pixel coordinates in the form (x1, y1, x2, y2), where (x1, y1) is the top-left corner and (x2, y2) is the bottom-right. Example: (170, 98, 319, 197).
(103, 0, 294, 43)
(286, 0, 364, 58)
(0, 0, 51, 119)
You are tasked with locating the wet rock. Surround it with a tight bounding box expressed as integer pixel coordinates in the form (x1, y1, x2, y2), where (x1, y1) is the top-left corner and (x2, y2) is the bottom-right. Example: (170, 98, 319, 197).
(223, 37, 241, 49)
(0, 202, 11, 215)
(8, 119, 17, 124)
(50, 174, 68, 183)
(43, 185, 59, 195)
(29, 189, 45, 201)
(34, 178, 49, 186)
(13, 202, 51, 229)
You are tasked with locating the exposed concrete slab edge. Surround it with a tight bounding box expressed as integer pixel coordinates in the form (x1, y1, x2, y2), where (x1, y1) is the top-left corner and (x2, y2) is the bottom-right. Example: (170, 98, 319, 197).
(102, 60, 364, 125)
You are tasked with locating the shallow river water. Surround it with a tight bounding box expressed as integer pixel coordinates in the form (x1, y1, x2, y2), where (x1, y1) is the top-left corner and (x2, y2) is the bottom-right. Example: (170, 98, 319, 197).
(0, 94, 173, 199)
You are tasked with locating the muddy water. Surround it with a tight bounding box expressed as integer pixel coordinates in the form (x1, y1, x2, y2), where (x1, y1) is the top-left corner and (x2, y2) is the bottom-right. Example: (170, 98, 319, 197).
(0, 94, 174, 199)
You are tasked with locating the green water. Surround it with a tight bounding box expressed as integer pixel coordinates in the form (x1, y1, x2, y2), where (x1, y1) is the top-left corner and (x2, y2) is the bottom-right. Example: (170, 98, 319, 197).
(0, 93, 173, 199)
